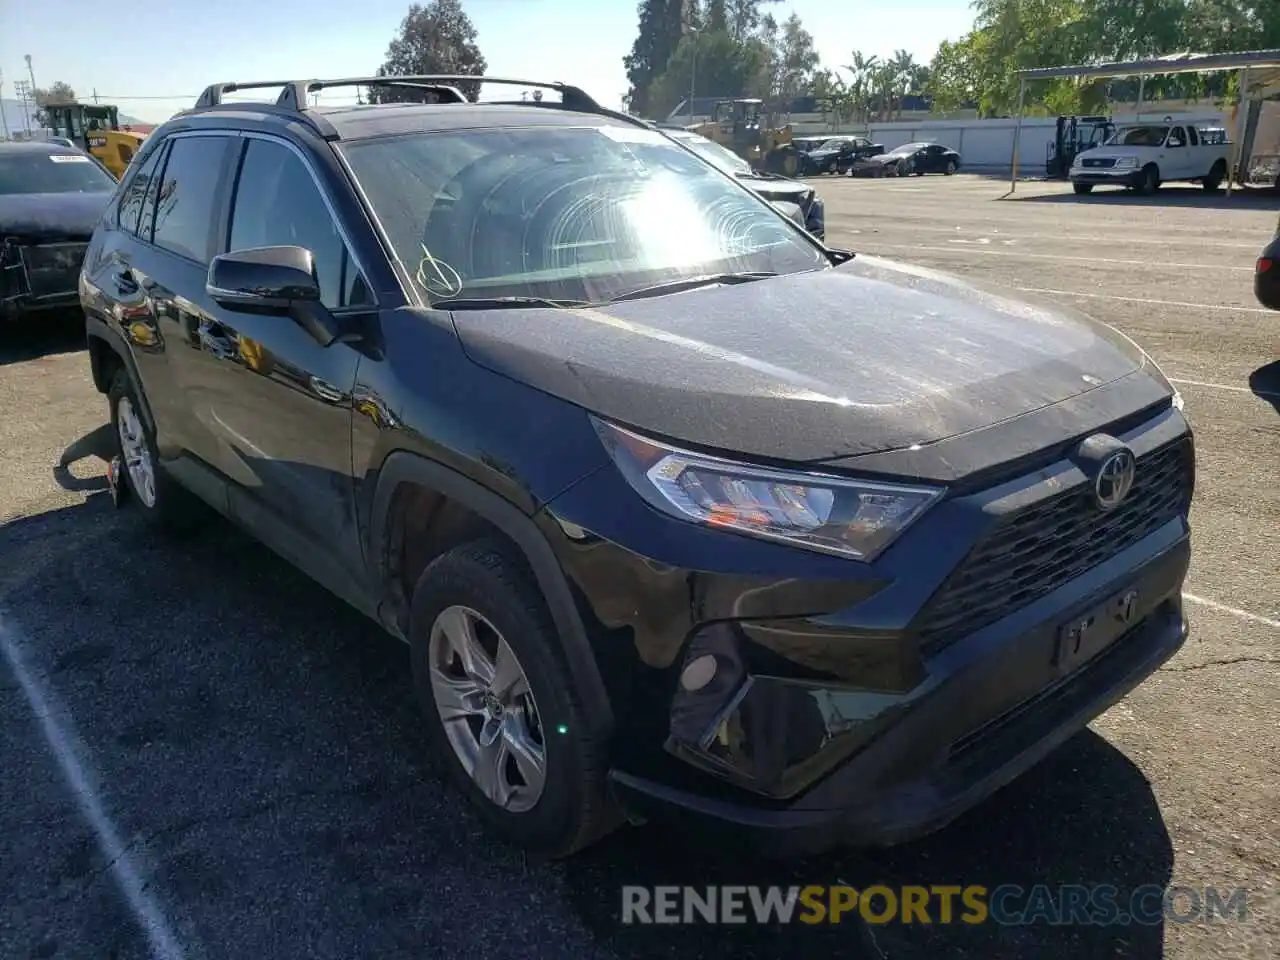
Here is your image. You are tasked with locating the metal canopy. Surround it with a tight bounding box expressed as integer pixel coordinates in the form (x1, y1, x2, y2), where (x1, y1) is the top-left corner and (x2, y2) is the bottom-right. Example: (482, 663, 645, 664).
(1007, 48, 1280, 195)
(1015, 49, 1280, 83)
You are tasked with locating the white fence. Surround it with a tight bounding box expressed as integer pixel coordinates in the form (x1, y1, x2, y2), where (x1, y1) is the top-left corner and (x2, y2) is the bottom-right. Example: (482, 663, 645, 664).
(866, 111, 1230, 174)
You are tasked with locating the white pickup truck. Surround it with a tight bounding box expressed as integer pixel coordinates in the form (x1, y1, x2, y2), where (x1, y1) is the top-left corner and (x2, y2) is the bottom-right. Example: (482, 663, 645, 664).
(1069, 121, 1232, 195)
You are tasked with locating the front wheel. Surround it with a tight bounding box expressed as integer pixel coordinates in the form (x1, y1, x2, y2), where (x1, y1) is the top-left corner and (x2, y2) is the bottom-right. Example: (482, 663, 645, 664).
(1137, 164, 1160, 195)
(1202, 160, 1226, 193)
(409, 539, 617, 858)
(945, 159, 957, 175)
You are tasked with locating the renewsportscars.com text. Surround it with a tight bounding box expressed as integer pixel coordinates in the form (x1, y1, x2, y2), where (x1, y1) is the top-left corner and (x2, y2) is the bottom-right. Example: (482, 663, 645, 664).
(620, 884, 1250, 926)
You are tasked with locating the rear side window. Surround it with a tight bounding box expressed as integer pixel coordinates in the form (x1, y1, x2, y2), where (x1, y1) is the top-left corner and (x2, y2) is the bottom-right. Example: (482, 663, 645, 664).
(151, 136, 233, 263)
(227, 138, 371, 310)
(117, 144, 165, 236)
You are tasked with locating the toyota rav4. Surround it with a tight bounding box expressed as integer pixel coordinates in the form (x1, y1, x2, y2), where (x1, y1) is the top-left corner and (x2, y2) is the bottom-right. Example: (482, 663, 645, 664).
(80, 75, 1195, 859)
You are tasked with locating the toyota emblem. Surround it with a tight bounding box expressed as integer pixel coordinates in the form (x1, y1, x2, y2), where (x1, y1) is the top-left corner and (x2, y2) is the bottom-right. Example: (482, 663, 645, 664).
(1094, 449, 1136, 510)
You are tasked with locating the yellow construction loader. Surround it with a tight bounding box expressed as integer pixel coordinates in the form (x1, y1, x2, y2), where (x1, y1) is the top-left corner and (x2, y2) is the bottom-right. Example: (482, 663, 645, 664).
(691, 98, 802, 177)
(42, 102, 146, 178)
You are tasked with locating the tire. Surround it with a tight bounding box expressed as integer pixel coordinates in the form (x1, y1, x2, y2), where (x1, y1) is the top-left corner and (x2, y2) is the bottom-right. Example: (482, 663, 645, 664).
(409, 538, 616, 859)
(1072, 183, 1094, 195)
(897, 161, 908, 177)
(945, 159, 957, 175)
(107, 369, 205, 532)
(1137, 164, 1160, 195)
(827, 161, 837, 174)
(1203, 160, 1226, 193)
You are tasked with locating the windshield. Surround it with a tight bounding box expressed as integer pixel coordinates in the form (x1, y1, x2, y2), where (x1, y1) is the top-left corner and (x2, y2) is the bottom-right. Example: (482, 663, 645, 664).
(817, 139, 846, 152)
(671, 132, 753, 175)
(1106, 126, 1169, 147)
(0, 150, 116, 196)
(341, 124, 826, 304)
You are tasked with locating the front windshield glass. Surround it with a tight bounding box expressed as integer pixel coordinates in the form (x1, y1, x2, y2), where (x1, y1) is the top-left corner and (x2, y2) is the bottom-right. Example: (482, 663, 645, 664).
(0, 150, 116, 195)
(817, 139, 846, 151)
(886, 143, 926, 157)
(1107, 125, 1169, 147)
(341, 124, 826, 304)
(672, 133, 753, 175)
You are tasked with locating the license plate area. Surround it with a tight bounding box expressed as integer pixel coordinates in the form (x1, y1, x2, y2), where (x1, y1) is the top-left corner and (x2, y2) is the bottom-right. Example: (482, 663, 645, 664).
(1053, 586, 1141, 675)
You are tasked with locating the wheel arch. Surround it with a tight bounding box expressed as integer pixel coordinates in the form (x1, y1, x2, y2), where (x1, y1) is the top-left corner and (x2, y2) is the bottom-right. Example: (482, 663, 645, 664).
(368, 451, 614, 739)
(86, 316, 157, 436)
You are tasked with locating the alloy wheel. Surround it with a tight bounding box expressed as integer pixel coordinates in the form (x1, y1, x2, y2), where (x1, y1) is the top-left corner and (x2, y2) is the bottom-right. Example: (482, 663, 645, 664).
(116, 396, 157, 508)
(428, 604, 546, 813)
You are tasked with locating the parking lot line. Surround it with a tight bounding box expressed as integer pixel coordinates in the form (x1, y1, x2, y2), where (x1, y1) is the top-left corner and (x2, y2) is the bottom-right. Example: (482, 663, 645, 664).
(1013, 287, 1277, 314)
(1170, 377, 1280, 400)
(873, 243, 1253, 272)
(1183, 593, 1280, 630)
(851, 223, 1264, 250)
(0, 618, 188, 960)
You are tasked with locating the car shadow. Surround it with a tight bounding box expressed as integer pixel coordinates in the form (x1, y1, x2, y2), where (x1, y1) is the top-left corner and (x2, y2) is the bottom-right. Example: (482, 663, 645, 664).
(1250, 360, 1280, 414)
(0, 310, 85, 366)
(0, 466, 1174, 959)
(561, 731, 1172, 959)
(1006, 184, 1280, 209)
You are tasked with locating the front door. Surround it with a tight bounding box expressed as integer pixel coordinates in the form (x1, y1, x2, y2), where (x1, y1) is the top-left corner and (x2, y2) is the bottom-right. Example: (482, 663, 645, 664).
(1164, 126, 1191, 178)
(189, 134, 375, 575)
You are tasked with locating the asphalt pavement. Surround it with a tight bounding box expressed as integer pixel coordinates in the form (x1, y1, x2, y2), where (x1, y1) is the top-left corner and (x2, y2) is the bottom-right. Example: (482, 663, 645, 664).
(1, 174, 1277, 960)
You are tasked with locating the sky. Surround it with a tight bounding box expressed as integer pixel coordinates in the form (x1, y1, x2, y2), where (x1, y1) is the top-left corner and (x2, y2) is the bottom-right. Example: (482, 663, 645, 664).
(0, 0, 977, 124)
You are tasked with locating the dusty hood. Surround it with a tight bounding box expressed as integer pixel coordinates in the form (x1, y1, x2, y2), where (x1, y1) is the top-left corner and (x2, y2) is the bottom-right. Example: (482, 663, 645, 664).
(0, 191, 111, 240)
(450, 255, 1154, 463)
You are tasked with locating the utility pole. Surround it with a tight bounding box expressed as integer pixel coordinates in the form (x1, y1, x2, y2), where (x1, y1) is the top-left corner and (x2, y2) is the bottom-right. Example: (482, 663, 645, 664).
(24, 54, 37, 100)
(0, 69, 8, 140)
(93, 88, 100, 104)
(14, 80, 33, 134)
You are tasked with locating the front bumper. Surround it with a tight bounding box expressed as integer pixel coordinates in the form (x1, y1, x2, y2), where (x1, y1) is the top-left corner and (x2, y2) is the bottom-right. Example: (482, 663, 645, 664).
(542, 404, 1193, 857)
(1070, 167, 1142, 186)
(609, 542, 1188, 857)
(1, 238, 88, 320)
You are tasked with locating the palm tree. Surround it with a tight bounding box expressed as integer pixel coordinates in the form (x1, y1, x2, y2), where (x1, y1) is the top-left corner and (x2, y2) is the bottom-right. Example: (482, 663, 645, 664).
(891, 50, 916, 120)
(841, 50, 879, 126)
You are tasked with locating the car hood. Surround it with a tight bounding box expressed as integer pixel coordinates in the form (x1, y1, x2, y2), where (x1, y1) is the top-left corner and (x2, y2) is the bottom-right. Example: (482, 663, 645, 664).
(0, 191, 111, 240)
(735, 172, 809, 198)
(449, 255, 1153, 463)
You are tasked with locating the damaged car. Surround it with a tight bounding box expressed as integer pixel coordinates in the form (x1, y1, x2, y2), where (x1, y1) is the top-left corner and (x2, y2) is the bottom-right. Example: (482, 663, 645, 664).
(1, 140, 117, 322)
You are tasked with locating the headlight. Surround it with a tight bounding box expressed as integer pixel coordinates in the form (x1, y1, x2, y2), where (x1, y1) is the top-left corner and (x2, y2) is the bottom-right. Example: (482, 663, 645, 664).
(591, 418, 944, 561)
(1114, 157, 1138, 168)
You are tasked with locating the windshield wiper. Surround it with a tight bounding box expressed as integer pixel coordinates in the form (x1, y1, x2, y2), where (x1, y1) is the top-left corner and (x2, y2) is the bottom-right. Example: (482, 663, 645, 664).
(608, 271, 778, 303)
(429, 296, 593, 310)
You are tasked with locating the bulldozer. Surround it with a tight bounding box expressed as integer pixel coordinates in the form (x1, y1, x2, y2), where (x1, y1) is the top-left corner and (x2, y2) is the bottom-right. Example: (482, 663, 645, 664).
(41, 102, 146, 178)
(692, 98, 802, 177)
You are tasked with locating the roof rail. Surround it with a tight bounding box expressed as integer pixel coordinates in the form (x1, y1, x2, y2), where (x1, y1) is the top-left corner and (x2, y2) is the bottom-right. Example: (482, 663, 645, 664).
(193, 75, 651, 130)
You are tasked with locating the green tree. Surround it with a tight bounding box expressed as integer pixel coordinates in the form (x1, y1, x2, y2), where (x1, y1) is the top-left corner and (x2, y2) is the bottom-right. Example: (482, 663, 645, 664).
(649, 28, 771, 117)
(371, 0, 487, 102)
(624, 0, 689, 116)
(768, 12, 820, 110)
(34, 81, 77, 106)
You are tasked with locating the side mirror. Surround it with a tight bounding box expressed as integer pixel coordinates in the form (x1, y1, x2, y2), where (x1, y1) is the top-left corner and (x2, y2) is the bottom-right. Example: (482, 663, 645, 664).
(207, 245, 320, 313)
(206, 245, 343, 347)
(1256, 234, 1280, 311)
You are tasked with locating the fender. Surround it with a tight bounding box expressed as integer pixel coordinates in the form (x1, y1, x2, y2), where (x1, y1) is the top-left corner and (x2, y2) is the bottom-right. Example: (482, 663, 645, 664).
(367, 450, 615, 739)
(85, 314, 157, 437)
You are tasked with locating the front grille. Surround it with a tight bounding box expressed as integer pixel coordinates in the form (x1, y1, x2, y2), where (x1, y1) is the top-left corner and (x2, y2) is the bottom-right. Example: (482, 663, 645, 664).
(20, 242, 87, 300)
(1082, 157, 1117, 168)
(916, 437, 1193, 656)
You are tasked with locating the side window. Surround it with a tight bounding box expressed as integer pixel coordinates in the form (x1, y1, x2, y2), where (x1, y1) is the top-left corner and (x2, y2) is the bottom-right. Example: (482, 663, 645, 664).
(152, 136, 233, 263)
(116, 144, 165, 236)
(228, 138, 372, 310)
(1168, 126, 1186, 148)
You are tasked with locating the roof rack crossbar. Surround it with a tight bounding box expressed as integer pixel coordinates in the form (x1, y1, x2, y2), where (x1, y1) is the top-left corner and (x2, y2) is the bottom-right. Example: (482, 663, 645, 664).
(195, 81, 309, 109)
(193, 74, 654, 131)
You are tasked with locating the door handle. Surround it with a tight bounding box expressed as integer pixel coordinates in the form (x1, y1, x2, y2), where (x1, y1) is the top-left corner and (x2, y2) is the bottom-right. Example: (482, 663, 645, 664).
(113, 267, 138, 294)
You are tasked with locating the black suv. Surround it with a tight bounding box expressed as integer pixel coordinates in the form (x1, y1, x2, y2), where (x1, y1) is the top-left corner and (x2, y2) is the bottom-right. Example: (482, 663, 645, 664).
(81, 75, 1195, 859)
